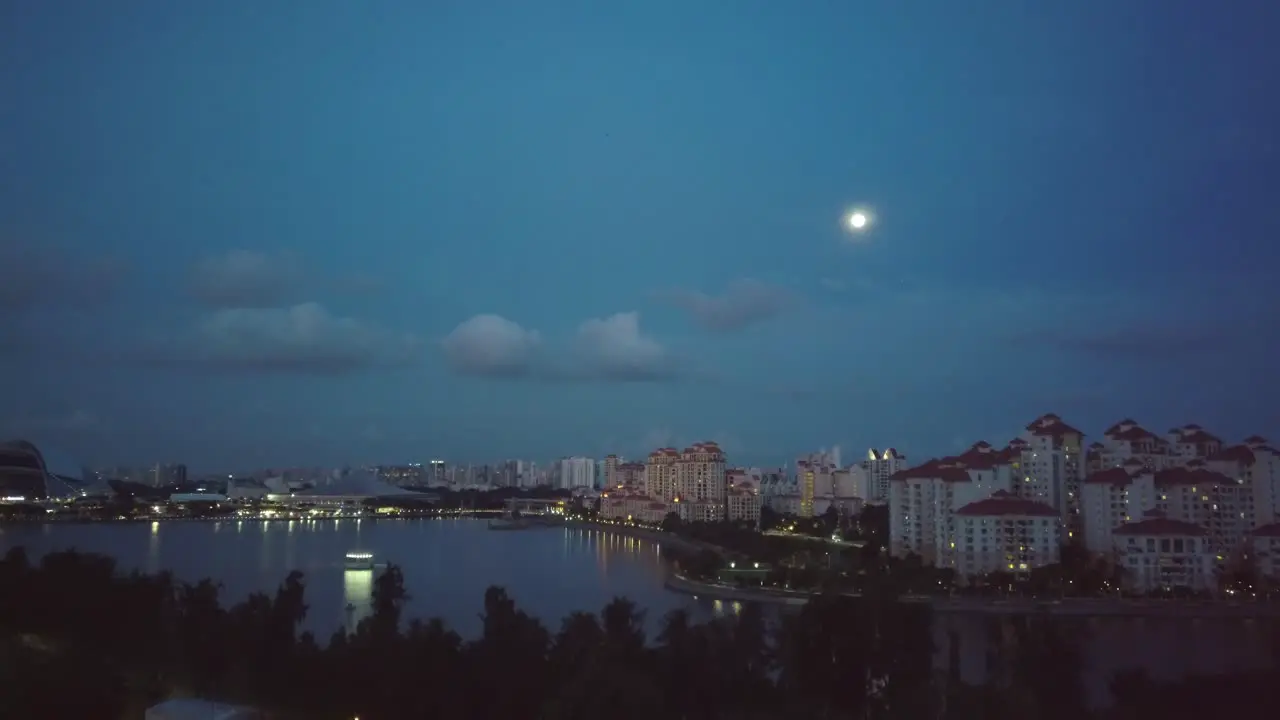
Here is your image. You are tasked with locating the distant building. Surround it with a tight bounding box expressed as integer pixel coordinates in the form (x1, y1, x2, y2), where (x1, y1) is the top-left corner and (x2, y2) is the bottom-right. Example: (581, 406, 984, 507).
(557, 457, 596, 490)
(150, 463, 188, 487)
(860, 448, 906, 504)
(953, 490, 1061, 577)
(1113, 512, 1215, 593)
(0, 440, 49, 501)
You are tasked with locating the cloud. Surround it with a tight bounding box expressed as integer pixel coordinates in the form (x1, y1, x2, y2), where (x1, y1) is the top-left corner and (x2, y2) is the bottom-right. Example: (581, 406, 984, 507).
(0, 242, 123, 313)
(659, 279, 790, 332)
(190, 250, 303, 308)
(441, 311, 677, 382)
(183, 302, 420, 373)
(574, 312, 674, 381)
(441, 314, 542, 377)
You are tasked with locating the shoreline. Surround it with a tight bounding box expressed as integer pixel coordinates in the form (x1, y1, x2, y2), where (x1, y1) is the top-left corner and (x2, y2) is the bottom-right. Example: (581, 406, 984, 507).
(664, 574, 1280, 618)
(664, 573, 811, 606)
(11, 515, 1280, 617)
(557, 518, 724, 555)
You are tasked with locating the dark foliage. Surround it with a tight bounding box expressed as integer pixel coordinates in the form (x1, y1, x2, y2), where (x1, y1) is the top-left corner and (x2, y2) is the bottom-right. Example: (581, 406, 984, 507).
(0, 545, 1272, 719)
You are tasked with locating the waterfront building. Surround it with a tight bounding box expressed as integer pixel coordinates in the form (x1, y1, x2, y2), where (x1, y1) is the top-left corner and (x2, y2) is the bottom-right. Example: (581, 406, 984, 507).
(1112, 512, 1216, 593)
(1247, 522, 1280, 580)
(952, 490, 1061, 576)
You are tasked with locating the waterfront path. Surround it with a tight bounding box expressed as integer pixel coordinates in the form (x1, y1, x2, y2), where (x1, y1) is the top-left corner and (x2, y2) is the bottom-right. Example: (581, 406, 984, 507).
(665, 572, 1280, 618)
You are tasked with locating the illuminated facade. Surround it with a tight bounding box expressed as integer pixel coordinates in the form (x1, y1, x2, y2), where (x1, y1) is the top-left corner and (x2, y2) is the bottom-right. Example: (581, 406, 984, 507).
(644, 449, 679, 502)
(860, 447, 906, 504)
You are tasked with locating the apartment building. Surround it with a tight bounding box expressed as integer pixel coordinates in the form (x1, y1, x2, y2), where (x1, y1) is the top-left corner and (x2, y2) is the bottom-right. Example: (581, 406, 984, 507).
(645, 449, 680, 502)
(952, 490, 1061, 576)
(861, 448, 906, 504)
(1247, 522, 1280, 580)
(1113, 512, 1216, 593)
(888, 445, 1012, 564)
(1014, 414, 1086, 537)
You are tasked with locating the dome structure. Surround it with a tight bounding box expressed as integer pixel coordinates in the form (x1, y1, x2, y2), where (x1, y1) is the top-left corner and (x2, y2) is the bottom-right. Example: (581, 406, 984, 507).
(0, 439, 95, 500)
(0, 439, 51, 501)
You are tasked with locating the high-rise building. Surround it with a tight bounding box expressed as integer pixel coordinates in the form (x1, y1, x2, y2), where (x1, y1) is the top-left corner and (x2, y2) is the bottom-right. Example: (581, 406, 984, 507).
(603, 455, 619, 489)
(558, 457, 596, 490)
(676, 442, 726, 502)
(861, 448, 906, 504)
(645, 449, 679, 501)
(151, 463, 188, 488)
(1016, 414, 1086, 537)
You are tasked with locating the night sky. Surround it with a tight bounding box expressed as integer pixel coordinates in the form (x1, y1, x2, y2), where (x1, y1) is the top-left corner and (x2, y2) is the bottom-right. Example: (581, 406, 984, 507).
(3, 1, 1277, 472)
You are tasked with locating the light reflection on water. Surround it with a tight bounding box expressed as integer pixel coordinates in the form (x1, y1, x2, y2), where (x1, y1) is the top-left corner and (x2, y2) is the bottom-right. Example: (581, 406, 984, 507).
(343, 569, 374, 630)
(0, 518, 732, 638)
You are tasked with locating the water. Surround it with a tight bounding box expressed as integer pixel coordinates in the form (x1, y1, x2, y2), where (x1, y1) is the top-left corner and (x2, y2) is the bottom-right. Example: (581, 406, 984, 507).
(0, 518, 741, 638)
(4, 518, 1274, 708)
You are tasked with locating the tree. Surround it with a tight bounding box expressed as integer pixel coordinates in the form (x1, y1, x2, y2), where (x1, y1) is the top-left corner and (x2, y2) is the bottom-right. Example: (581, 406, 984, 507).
(368, 564, 408, 639)
(758, 505, 782, 532)
(660, 511, 681, 533)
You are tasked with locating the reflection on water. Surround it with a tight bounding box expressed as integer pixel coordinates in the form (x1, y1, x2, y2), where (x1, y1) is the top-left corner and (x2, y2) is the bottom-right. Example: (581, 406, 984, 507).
(147, 521, 160, 574)
(0, 518, 712, 638)
(343, 569, 374, 630)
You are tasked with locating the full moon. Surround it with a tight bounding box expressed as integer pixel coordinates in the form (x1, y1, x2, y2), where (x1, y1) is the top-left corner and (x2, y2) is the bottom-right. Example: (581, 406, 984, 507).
(843, 208, 874, 237)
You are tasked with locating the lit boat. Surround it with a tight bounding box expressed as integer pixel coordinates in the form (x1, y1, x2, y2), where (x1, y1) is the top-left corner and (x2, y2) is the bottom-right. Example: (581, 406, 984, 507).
(344, 551, 374, 570)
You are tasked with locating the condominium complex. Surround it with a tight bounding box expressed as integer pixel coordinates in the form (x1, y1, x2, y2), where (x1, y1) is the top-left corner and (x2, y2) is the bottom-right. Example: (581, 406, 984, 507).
(887, 414, 1280, 594)
(599, 441, 761, 525)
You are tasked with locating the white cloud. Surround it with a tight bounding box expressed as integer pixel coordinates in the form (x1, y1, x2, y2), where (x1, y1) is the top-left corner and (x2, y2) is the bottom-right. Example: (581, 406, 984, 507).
(660, 279, 789, 332)
(440, 314, 542, 377)
(440, 311, 676, 382)
(574, 312, 673, 381)
(192, 302, 418, 373)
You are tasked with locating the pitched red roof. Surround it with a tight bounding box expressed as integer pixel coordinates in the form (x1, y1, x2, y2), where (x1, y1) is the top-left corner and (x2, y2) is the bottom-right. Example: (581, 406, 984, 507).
(1153, 467, 1232, 487)
(1110, 425, 1161, 442)
(1114, 517, 1206, 537)
(1209, 445, 1256, 465)
(1104, 419, 1139, 435)
(1176, 429, 1221, 445)
(1023, 413, 1082, 436)
(956, 490, 1058, 517)
(1244, 435, 1269, 445)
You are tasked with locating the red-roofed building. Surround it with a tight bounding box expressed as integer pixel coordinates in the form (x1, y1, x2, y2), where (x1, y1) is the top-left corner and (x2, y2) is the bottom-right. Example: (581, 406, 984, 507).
(1112, 511, 1215, 593)
(1017, 413, 1086, 538)
(1081, 462, 1256, 561)
(888, 455, 1013, 564)
(951, 490, 1062, 577)
(1247, 522, 1280, 580)
(726, 470, 762, 524)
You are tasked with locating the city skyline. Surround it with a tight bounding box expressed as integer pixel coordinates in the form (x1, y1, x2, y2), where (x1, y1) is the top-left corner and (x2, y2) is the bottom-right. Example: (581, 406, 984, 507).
(3, 2, 1278, 469)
